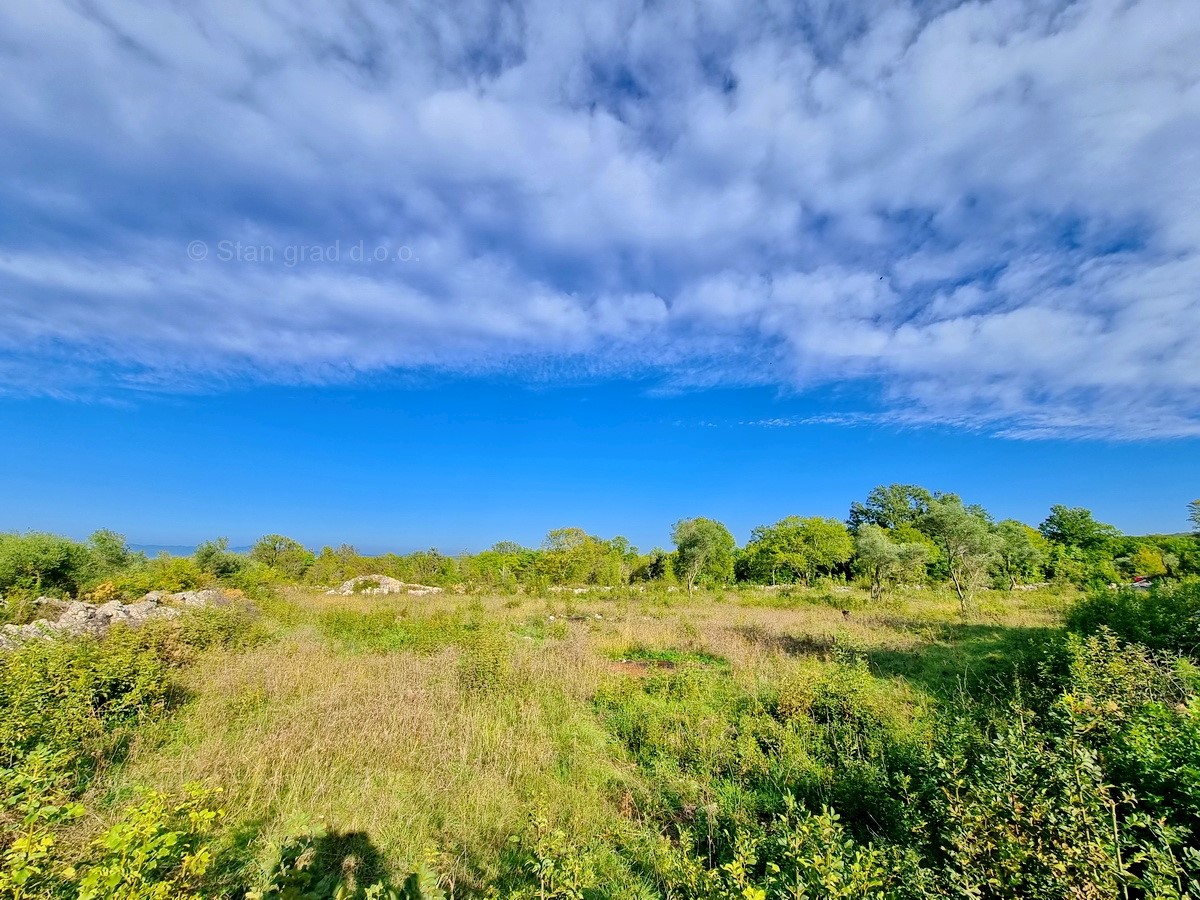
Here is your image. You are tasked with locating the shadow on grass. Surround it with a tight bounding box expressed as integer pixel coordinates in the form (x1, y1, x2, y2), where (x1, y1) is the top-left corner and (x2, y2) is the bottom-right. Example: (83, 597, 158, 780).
(865, 623, 1062, 700)
(733, 624, 837, 657)
(734, 619, 1062, 700)
(221, 827, 397, 899)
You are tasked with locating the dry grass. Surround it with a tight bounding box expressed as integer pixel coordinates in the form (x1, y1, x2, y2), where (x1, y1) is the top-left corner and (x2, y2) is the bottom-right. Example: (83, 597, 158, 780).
(85, 582, 1073, 887)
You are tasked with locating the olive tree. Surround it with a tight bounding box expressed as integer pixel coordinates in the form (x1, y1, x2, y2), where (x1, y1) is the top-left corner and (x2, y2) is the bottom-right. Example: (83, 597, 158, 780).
(250, 534, 314, 580)
(848, 484, 934, 531)
(992, 520, 1048, 589)
(923, 498, 1000, 611)
(853, 525, 928, 600)
(671, 517, 735, 595)
(1038, 505, 1119, 549)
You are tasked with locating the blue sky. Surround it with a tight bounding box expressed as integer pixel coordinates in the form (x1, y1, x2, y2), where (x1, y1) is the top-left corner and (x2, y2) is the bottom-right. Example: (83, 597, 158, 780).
(1, 0, 1198, 550)
(1, 379, 1195, 552)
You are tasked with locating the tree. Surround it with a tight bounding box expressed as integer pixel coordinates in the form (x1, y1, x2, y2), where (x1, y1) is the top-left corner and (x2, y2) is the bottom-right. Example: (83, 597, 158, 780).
(992, 520, 1048, 589)
(1126, 545, 1168, 579)
(0, 532, 93, 597)
(795, 517, 855, 584)
(633, 548, 676, 583)
(742, 518, 806, 584)
(743, 516, 853, 585)
(923, 498, 1000, 610)
(194, 537, 245, 579)
(1189, 499, 1200, 535)
(87, 529, 133, 576)
(250, 534, 313, 580)
(853, 525, 928, 600)
(1038, 505, 1120, 550)
(537, 528, 631, 585)
(671, 518, 735, 595)
(848, 484, 934, 531)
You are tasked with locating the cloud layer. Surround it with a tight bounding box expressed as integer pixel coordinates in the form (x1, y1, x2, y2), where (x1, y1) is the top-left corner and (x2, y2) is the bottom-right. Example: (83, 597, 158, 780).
(1, 0, 1198, 437)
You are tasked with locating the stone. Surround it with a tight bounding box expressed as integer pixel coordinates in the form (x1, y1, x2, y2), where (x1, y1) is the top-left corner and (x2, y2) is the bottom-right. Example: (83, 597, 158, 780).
(0, 586, 228, 651)
(169, 589, 225, 607)
(325, 575, 443, 596)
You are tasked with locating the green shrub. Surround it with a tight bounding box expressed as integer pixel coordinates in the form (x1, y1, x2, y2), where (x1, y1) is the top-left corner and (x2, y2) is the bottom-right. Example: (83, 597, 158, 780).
(0, 533, 94, 600)
(457, 629, 511, 694)
(0, 631, 171, 771)
(193, 538, 246, 580)
(1067, 579, 1200, 658)
(662, 801, 913, 900)
(932, 713, 1123, 899)
(0, 749, 85, 900)
(109, 555, 206, 598)
(71, 785, 224, 900)
(173, 603, 266, 653)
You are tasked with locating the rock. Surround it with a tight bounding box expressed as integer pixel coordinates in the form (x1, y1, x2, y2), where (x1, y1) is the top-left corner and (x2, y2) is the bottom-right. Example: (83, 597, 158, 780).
(123, 600, 160, 620)
(169, 589, 225, 607)
(0, 586, 226, 651)
(325, 575, 443, 596)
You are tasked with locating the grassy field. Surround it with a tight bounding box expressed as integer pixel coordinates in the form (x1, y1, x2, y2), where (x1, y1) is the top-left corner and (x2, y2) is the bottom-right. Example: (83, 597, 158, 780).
(77, 582, 1072, 894)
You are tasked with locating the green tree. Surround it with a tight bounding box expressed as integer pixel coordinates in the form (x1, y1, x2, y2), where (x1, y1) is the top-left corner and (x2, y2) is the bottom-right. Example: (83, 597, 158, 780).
(193, 537, 245, 579)
(86, 529, 133, 577)
(1126, 545, 1168, 579)
(853, 525, 929, 600)
(249, 535, 313, 580)
(743, 517, 853, 585)
(0, 532, 93, 597)
(536, 528, 630, 585)
(671, 518, 735, 595)
(1038, 505, 1120, 550)
(992, 520, 1048, 589)
(796, 517, 854, 584)
(633, 548, 676, 583)
(848, 484, 934, 531)
(742, 518, 806, 584)
(923, 498, 1000, 610)
(1189, 499, 1200, 534)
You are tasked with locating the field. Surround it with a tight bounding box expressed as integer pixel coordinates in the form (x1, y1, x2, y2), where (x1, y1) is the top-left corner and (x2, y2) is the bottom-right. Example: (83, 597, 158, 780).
(6, 573, 1200, 899)
(94, 584, 1061, 891)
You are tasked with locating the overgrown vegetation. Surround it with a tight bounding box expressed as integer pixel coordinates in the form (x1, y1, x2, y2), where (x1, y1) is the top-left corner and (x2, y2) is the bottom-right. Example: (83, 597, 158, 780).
(2, 490, 1198, 897)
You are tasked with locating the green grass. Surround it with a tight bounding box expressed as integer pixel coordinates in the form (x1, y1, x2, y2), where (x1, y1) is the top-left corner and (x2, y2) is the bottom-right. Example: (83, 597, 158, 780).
(14, 580, 1200, 898)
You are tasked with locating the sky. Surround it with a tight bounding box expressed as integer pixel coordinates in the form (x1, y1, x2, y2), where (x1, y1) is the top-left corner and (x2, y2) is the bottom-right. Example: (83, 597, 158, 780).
(1, 0, 1197, 551)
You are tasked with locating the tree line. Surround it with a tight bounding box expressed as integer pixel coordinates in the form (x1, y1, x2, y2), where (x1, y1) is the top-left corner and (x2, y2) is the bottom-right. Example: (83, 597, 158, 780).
(2, 486, 1197, 607)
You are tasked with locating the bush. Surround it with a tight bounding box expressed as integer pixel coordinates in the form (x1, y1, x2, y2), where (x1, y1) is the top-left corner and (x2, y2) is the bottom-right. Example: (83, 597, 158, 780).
(0, 749, 85, 899)
(0, 631, 171, 771)
(72, 785, 224, 900)
(193, 538, 245, 580)
(0, 533, 94, 600)
(457, 629, 511, 694)
(109, 555, 206, 598)
(1067, 579, 1200, 658)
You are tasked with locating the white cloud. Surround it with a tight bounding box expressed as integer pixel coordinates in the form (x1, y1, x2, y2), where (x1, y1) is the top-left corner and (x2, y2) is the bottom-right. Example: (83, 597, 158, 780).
(0, 0, 1197, 437)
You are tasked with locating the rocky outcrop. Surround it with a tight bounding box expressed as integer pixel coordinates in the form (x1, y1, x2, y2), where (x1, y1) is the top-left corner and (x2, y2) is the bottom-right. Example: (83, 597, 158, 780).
(325, 575, 443, 597)
(0, 589, 228, 651)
